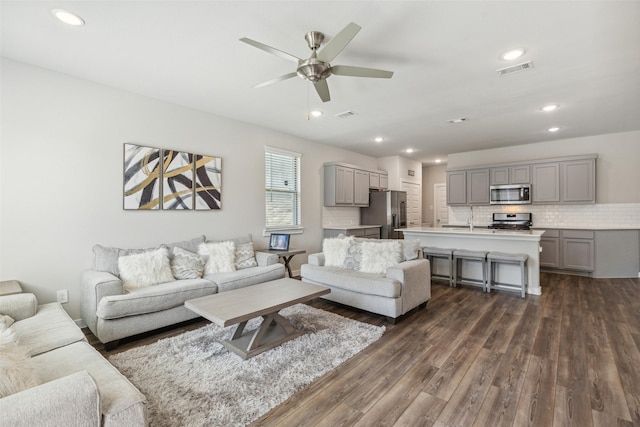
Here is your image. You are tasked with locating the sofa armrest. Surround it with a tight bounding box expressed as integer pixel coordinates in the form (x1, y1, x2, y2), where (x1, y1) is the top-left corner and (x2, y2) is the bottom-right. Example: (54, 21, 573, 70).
(0, 371, 101, 427)
(386, 259, 431, 315)
(81, 270, 124, 334)
(255, 251, 279, 266)
(0, 293, 38, 321)
(307, 253, 325, 266)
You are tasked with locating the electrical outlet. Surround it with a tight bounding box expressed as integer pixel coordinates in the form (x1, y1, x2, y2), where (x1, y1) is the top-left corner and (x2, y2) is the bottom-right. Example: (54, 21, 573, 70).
(56, 289, 69, 304)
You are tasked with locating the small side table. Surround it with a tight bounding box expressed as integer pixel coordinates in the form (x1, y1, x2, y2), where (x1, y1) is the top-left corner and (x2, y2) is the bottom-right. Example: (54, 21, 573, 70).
(261, 249, 306, 278)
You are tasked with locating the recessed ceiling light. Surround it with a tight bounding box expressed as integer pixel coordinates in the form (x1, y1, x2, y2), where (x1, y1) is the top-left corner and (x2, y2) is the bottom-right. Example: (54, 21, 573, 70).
(435, 159, 442, 163)
(405, 148, 414, 154)
(502, 48, 526, 61)
(374, 137, 384, 143)
(541, 104, 559, 112)
(310, 110, 323, 117)
(548, 127, 560, 132)
(51, 9, 85, 26)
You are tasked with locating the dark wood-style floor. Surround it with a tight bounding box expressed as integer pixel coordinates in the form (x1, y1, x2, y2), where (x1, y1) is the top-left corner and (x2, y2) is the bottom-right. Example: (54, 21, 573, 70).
(88, 273, 640, 426)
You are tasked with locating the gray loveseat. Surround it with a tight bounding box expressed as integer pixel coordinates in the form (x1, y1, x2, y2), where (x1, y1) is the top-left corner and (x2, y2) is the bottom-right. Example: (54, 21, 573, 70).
(0, 280, 146, 426)
(301, 237, 431, 322)
(81, 234, 285, 349)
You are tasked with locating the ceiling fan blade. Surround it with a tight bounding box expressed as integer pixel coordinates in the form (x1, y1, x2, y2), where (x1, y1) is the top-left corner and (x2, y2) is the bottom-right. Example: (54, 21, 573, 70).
(239, 37, 301, 63)
(253, 72, 298, 88)
(317, 22, 361, 63)
(314, 79, 331, 103)
(331, 65, 394, 78)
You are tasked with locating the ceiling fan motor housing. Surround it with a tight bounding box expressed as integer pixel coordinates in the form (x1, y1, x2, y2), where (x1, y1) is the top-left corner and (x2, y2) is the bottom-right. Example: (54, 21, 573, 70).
(297, 57, 332, 82)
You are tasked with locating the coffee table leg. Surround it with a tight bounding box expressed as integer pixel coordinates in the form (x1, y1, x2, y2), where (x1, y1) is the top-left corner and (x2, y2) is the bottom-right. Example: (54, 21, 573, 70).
(221, 311, 304, 359)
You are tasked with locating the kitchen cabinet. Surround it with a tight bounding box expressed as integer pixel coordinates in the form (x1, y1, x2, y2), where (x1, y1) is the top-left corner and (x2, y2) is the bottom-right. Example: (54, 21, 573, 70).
(446, 171, 467, 205)
(490, 165, 530, 185)
(539, 229, 594, 273)
(562, 159, 595, 203)
(354, 169, 370, 206)
(368, 172, 389, 190)
(532, 163, 560, 203)
(539, 230, 561, 268)
(324, 226, 381, 239)
(466, 168, 490, 205)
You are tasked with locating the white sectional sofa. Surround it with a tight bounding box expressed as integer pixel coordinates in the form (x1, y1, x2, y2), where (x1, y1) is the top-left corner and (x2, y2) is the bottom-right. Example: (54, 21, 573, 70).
(301, 236, 431, 322)
(81, 234, 285, 349)
(0, 280, 147, 426)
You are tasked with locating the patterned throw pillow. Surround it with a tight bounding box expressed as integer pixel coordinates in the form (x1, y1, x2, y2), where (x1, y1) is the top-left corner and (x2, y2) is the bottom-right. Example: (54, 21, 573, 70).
(199, 241, 237, 274)
(171, 247, 205, 279)
(235, 242, 258, 270)
(342, 241, 362, 270)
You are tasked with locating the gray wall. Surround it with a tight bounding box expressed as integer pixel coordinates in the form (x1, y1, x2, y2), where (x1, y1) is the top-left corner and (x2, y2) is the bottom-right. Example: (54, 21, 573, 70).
(0, 59, 378, 320)
(447, 131, 640, 204)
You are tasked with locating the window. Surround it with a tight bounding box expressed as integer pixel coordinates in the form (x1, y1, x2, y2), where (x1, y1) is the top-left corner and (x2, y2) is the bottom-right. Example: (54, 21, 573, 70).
(265, 147, 301, 231)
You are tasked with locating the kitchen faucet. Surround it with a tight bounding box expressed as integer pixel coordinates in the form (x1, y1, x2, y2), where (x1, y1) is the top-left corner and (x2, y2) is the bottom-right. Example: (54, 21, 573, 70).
(468, 206, 474, 231)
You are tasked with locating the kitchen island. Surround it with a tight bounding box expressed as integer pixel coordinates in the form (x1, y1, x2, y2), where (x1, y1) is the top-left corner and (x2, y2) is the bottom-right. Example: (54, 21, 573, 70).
(401, 227, 545, 295)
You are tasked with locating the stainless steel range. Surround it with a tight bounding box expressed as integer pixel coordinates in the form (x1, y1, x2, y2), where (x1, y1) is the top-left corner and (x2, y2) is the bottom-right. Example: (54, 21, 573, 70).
(488, 213, 532, 230)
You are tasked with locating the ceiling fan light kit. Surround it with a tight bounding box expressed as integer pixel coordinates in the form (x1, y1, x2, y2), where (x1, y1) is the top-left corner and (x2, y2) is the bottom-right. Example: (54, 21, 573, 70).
(240, 22, 393, 102)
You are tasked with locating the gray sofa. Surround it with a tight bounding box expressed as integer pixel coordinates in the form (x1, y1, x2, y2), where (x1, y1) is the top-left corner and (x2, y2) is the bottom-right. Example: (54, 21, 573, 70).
(301, 237, 431, 322)
(0, 280, 146, 426)
(81, 235, 285, 349)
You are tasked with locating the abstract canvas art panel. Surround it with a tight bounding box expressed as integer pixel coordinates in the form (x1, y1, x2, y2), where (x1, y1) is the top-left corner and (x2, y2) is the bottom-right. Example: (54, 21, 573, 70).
(123, 144, 162, 210)
(194, 155, 222, 210)
(161, 150, 195, 210)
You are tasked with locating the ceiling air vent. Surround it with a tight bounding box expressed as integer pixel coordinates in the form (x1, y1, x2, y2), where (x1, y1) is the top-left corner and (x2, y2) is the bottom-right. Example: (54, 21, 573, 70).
(497, 60, 534, 76)
(335, 111, 356, 119)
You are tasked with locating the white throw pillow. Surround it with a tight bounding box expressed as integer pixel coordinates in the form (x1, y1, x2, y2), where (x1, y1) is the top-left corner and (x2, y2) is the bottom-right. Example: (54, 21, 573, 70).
(323, 236, 354, 267)
(118, 247, 175, 292)
(359, 240, 403, 274)
(199, 241, 237, 274)
(235, 242, 258, 270)
(171, 247, 205, 280)
(0, 325, 38, 398)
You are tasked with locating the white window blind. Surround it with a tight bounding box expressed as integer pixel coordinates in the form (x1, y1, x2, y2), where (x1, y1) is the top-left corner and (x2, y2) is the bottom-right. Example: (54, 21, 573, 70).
(265, 147, 301, 229)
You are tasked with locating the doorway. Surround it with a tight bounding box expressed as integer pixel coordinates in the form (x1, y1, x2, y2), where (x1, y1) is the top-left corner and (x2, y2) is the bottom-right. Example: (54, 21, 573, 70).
(434, 183, 448, 227)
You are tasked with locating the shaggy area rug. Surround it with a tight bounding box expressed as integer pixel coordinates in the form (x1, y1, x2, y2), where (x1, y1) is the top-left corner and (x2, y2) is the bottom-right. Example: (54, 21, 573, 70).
(109, 304, 385, 426)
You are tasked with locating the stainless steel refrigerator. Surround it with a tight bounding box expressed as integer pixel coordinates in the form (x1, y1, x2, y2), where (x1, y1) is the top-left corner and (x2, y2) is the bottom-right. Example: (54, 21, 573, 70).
(360, 190, 407, 239)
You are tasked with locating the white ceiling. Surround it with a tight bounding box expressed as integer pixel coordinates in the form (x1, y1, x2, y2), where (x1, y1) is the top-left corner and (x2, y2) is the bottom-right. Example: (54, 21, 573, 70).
(2, 1, 639, 165)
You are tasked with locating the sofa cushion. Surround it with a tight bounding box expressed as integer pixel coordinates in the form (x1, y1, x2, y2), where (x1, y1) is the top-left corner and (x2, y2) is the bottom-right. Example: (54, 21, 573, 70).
(360, 240, 402, 274)
(0, 325, 38, 398)
(9, 303, 86, 357)
(162, 235, 206, 258)
(96, 279, 217, 320)
(205, 264, 285, 293)
(33, 341, 146, 423)
(199, 241, 236, 274)
(118, 247, 175, 292)
(170, 247, 205, 279)
(300, 264, 401, 298)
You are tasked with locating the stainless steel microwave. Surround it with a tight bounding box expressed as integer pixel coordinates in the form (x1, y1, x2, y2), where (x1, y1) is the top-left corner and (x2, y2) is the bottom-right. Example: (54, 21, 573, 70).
(490, 184, 531, 205)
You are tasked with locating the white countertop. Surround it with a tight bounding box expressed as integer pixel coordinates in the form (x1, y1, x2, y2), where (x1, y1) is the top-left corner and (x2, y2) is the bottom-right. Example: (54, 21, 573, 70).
(445, 224, 639, 231)
(323, 225, 382, 230)
(401, 226, 544, 241)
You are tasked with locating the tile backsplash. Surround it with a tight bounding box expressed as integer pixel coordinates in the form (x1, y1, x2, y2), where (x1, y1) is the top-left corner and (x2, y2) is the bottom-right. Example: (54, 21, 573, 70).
(449, 203, 640, 228)
(322, 207, 361, 226)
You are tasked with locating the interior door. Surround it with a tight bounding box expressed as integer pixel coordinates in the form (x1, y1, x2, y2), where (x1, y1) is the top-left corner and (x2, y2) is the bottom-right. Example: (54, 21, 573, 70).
(401, 181, 421, 227)
(434, 183, 448, 227)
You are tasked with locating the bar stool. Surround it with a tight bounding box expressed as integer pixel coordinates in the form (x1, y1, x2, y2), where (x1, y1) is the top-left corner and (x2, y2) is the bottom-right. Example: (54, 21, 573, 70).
(453, 249, 488, 291)
(487, 252, 528, 298)
(422, 247, 454, 286)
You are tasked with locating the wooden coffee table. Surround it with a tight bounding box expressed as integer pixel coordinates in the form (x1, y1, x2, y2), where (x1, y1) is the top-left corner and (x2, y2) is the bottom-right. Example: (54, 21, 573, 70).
(184, 278, 330, 359)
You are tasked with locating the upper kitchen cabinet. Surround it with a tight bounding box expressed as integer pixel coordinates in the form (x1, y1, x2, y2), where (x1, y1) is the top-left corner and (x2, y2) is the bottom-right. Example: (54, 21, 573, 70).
(490, 165, 530, 185)
(446, 170, 467, 205)
(466, 168, 490, 205)
(324, 164, 354, 206)
(533, 156, 595, 204)
(324, 163, 388, 207)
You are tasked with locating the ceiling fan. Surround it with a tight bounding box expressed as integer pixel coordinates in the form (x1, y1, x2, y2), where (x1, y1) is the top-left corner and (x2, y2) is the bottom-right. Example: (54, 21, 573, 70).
(240, 22, 393, 103)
